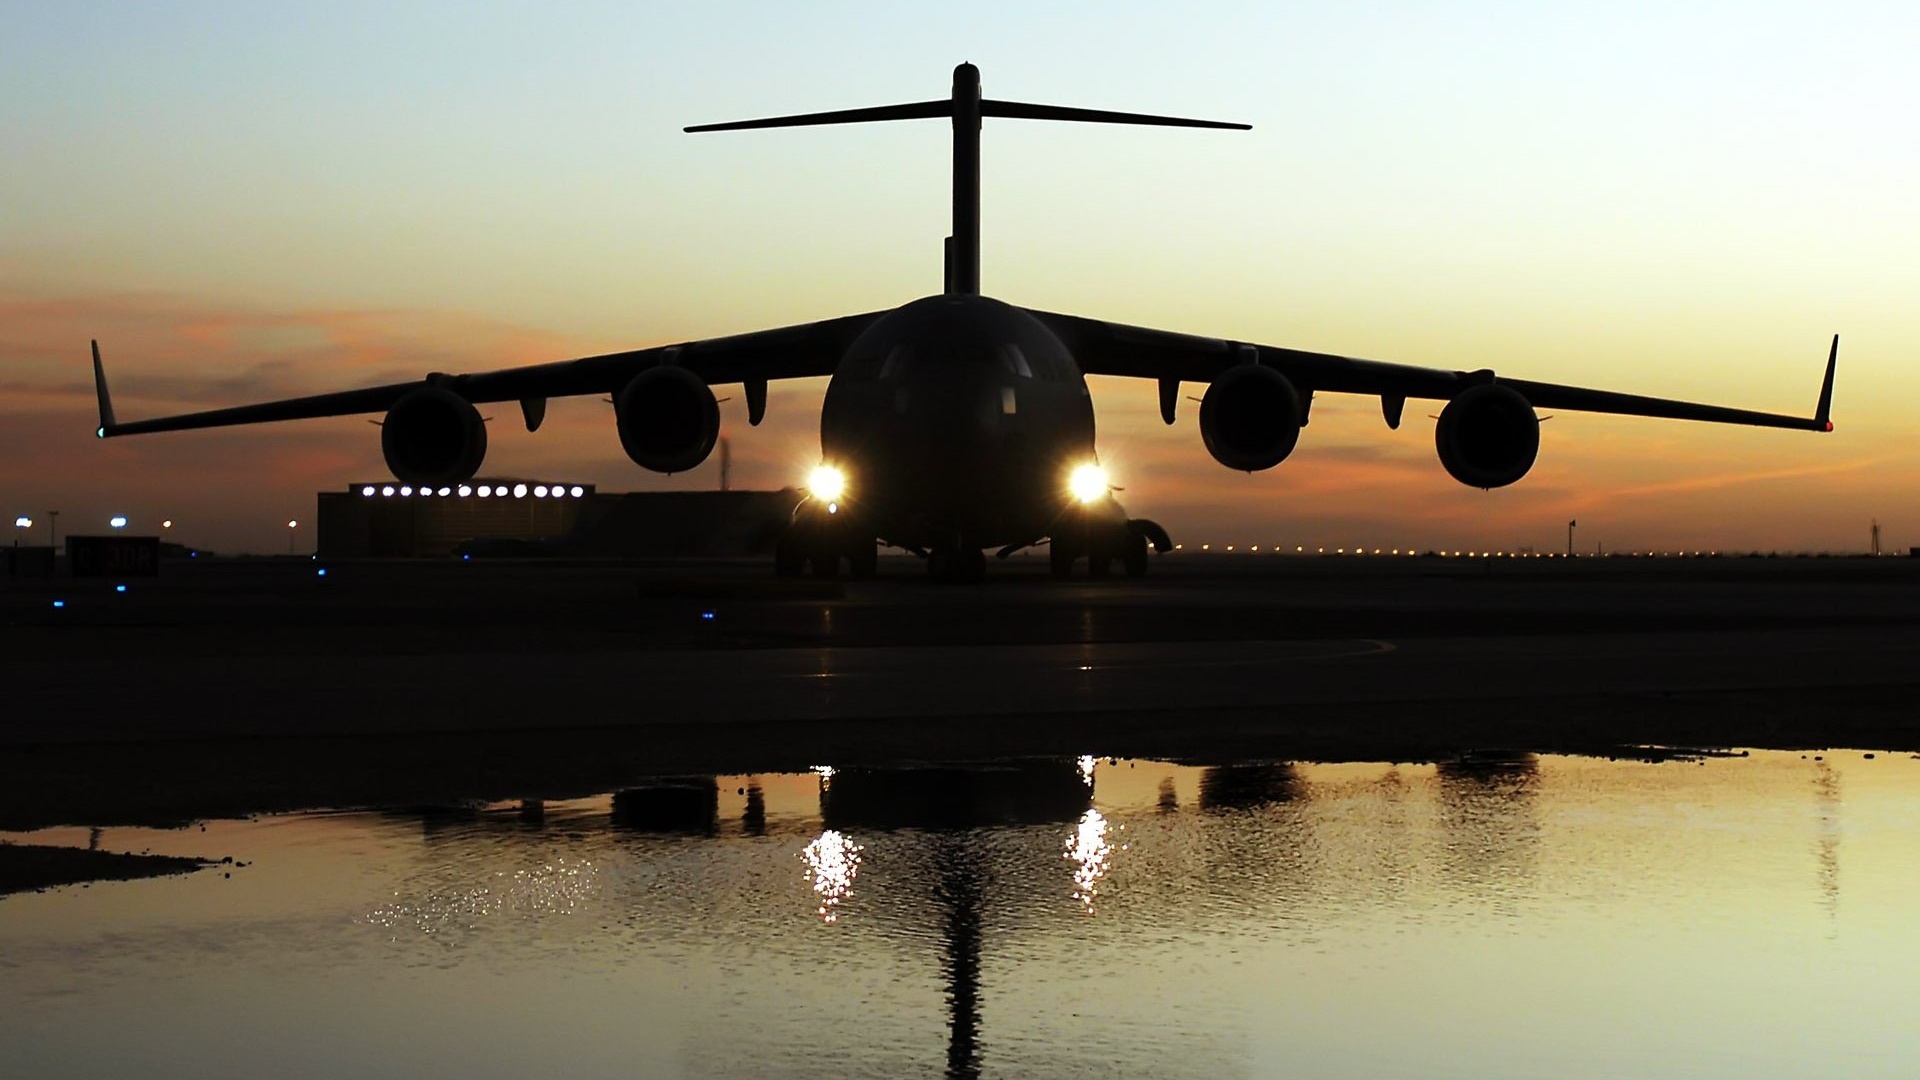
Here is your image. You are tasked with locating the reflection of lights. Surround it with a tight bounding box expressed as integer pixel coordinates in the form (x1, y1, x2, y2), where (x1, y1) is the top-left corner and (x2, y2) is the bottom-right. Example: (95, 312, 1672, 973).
(801, 830, 864, 924)
(1065, 807, 1115, 913)
(1078, 755, 1097, 787)
(1068, 463, 1108, 504)
(807, 464, 846, 502)
(363, 856, 602, 937)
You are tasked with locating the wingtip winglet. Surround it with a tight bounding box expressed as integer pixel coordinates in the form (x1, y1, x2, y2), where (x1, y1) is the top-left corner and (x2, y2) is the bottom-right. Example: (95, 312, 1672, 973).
(92, 339, 117, 437)
(1815, 333, 1838, 431)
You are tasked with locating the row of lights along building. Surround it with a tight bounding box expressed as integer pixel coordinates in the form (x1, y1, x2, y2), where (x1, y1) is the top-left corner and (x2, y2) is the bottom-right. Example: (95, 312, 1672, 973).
(318, 481, 797, 558)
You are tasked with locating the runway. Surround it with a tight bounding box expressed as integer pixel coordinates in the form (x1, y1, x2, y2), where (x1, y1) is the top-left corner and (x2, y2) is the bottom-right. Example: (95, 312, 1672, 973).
(3, 554, 1916, 827)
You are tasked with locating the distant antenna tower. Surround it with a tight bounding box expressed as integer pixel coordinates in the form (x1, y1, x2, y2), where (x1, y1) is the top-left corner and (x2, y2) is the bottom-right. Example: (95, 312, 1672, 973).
(1871, 518, 1881, 556)
(719, 436, 732, 492)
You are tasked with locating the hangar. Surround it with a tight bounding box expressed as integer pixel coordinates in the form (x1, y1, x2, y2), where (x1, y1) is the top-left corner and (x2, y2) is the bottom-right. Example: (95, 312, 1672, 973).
(315, 481, 797, 559)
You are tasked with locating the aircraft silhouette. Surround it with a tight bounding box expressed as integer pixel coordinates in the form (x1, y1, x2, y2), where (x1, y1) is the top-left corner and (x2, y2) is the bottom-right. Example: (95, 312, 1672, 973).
(91, 63, 1837, 580)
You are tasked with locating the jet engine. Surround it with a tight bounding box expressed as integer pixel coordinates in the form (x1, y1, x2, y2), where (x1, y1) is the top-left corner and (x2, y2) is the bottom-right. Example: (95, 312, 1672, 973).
(1198, 364, 1303, 472)
(616, 365, 720, 473)
(381, 386, 487, 485)
(1435, 383, 1539, 489)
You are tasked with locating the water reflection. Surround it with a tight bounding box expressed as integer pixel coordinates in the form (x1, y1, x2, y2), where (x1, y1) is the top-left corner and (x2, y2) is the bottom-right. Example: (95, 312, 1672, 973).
(1065, 808, 1114, 913)
(610, 777, 720, 834)
(800, 830, 862, 923)
(3, 752, 1917, 1080)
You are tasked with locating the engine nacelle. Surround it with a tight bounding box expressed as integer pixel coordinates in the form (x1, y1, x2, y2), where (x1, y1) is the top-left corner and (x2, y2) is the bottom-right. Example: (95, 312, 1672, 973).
(1198, 364, 1303, 472)
(1435, 383, 1540, 489)
(616, 365, 720, 473)
(381, 387, 486, 486)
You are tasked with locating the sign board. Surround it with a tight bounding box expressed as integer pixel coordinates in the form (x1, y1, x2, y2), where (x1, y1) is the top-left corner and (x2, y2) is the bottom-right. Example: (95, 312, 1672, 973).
(67, 535, 160, 577)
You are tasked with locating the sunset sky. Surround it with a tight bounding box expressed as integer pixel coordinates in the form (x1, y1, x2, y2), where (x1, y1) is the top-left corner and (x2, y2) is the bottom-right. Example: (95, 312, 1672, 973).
(5, 1, 1916, 554)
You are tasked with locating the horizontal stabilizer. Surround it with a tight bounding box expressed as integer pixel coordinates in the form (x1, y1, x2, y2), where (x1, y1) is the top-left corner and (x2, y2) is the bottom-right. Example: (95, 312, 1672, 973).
(686, 99, 949, 133)
(983, 99, 1249, 130)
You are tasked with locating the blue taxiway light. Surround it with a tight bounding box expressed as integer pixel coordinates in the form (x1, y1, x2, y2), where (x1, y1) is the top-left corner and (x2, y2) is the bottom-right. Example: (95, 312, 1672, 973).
(316, 568, 328, 577)
(701, 611, 716, 621)
(115, 584, 127, 593)
(52, 600, 66, 609)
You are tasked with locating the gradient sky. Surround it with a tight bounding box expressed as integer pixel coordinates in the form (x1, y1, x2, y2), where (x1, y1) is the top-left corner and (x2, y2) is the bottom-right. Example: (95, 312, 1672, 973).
(5, 1, 1917, 553)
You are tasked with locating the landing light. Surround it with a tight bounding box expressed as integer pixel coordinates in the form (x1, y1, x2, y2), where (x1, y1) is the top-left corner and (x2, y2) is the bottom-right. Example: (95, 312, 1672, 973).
(109, 515, 128, 529)
(1068, 463, 1108, 504)
(808, 465, 846, 502)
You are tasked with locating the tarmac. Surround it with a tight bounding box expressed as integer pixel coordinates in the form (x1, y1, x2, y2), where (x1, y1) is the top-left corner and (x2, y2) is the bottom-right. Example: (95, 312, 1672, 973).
(2, 552, 1917, 829)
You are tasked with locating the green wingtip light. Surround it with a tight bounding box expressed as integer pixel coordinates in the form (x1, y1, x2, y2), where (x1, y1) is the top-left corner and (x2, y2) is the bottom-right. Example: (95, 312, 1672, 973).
(96, 426, 105, 438)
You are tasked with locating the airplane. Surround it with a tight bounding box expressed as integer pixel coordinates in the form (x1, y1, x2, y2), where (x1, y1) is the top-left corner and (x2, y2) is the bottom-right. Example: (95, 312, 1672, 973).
(90, 63, 1838, 581)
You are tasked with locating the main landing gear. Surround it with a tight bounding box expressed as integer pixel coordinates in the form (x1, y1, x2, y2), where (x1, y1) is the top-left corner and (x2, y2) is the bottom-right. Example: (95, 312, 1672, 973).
(1049, 518, 1170, 579)
(775, 504, 877, 579)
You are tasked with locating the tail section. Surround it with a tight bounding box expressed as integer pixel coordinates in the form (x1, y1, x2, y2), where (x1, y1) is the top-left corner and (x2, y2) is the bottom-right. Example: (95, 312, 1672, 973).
(686, 64, 1248, 295)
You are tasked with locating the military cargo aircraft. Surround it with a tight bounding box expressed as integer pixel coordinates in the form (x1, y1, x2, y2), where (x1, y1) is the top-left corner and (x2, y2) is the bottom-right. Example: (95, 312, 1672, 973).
(92, 63, 1836, 580)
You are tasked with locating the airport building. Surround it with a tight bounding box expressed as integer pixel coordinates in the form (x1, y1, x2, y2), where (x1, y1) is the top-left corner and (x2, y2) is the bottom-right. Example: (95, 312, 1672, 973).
(315, 480, 799, 558)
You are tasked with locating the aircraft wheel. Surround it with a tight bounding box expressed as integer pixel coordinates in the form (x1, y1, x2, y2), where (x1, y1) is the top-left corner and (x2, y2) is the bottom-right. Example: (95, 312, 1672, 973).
(1049, 542, 1074, 579)
(1123, 532, 1150, 578)
(1086, 548, 1113, 578)
(775, 532, 805, 578)
(961, 547, 987, 582)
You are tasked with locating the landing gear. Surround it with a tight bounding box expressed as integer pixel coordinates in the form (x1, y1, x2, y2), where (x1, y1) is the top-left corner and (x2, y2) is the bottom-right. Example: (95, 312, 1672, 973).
(1122, 530, 1150, 578)
(1048, 518, 1167, 579)
(776, 501, 876, 580)
(927, 545, 986, 583)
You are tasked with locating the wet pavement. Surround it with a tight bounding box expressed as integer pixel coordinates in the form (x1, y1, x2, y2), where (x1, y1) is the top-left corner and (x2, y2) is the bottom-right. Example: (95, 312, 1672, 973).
(4, 751, 1915, 1079)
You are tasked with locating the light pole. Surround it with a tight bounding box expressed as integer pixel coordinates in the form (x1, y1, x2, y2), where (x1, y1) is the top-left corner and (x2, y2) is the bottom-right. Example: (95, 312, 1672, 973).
(48, 510, 58, 550)
(1567, 519, 1577, 557)
(12, 515, 29, 547)
(287, 519, 299, 555)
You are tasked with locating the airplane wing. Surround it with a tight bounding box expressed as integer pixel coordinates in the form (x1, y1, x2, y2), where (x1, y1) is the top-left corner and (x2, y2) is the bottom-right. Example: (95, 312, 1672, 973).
(1029, 308, 1836, 432)
(93, 310, 886, 437)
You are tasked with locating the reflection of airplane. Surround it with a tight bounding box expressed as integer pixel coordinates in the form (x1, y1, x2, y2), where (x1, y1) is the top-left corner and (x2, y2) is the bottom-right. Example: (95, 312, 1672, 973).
(88, 64, 1838, 581)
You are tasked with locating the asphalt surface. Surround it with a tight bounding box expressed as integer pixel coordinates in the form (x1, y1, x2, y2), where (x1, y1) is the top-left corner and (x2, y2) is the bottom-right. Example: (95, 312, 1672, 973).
(2, 553, 1916, 828)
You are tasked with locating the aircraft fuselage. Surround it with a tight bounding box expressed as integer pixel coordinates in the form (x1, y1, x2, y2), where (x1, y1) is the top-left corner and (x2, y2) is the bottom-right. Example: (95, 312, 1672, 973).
(819, 294, 1113, 551)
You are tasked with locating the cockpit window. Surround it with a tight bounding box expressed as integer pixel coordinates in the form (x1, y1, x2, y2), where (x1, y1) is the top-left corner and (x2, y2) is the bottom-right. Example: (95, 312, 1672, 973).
(998, 344, 1033, 378)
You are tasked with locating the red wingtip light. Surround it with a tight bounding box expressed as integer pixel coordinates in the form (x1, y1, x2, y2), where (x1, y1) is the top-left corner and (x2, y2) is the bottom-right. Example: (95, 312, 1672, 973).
(1825, 421, 1834, 432)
